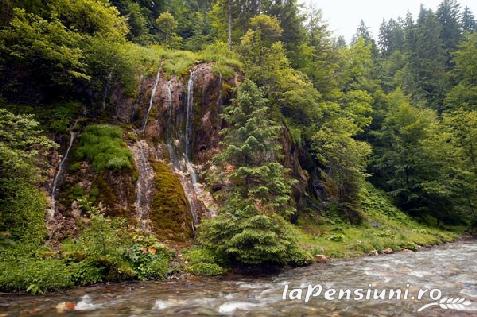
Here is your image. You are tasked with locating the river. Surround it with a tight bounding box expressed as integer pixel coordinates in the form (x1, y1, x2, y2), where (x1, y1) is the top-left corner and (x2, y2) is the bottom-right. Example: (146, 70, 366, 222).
(1, 241, 476, 316)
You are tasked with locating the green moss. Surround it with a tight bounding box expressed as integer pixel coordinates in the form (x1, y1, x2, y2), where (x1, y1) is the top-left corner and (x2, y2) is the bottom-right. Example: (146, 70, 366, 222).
(76, 124, 133, 172)
(296, 183, 460, 259)
(150, 162, 193, 241)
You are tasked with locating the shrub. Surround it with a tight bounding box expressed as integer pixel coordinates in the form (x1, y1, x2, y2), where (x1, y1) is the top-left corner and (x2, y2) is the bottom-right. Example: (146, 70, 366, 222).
(76, 124, 133, 171)
(0, 248, 73, 294)
(125, 243, 171, 280)
(199, 213, 312, 267)
(70, 260, 104, 286)
(183, 247, 224, 276)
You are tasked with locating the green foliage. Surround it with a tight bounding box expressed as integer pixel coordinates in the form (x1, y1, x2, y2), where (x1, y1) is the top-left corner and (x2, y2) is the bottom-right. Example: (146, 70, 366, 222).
(0, 8, 86, 100)
(297, 183, 459, 258)
(155, 11, 181, 48)
(0, 109, 53, 244)
(202, 80, 310, 267)
(48, 0, 128, 40)
(76, 124, 133, 171)
(445, 33, 477, 110)
(214, 80, 297, 217)
(0, 246, 73, 294)
(125, 243, 170, 280)
(183, 247, 224, 276)
(200, 211, 311, 266)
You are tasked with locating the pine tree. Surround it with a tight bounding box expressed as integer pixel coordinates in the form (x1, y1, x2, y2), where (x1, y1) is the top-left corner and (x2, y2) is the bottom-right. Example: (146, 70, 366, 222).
(436, 0, 462, 65)
(462, 6, 476, 32)
(378, 19, 405, 56)
(405, 6, 447, 110)
(200, 79, 309, 266)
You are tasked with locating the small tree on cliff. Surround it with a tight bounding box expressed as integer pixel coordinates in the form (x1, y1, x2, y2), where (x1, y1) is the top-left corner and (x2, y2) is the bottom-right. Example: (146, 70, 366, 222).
(200, 79, 310, 267)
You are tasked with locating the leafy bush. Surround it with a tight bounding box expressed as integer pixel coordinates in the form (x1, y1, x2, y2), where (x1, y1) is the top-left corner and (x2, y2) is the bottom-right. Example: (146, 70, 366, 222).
(200, 212, 312, 267)
(183, 247, 224, 276)
(76, 124, 133, 171)
(125, 243, 171, 280)
(0, 248, 73, 294)
(0, 109, 53, 245)
(70, 260, 104, 286)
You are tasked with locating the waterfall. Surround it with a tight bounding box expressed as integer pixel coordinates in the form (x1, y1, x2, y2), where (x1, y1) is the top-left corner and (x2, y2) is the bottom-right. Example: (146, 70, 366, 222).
(217, 72, 223, 108)
(142, 69, 161, 133)
(185, 71, 195, 160)
(48, 121, 78, 220)
(130, 140, 154, 232)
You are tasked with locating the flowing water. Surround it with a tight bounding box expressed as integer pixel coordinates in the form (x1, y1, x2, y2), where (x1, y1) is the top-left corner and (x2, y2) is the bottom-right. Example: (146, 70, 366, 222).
(2, 241, 476, 317)
(163, 71, 200, 229)
(48, 121, 78, 221)
(142, 69, 161, 133)
(185, 71, 195, 161)
(130, 140, 154, 232)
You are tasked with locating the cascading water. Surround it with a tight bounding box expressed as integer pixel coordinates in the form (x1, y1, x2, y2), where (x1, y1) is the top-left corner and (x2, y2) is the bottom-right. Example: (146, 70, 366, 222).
(48, 120, 78, 221)
(142, 68, 161, 133)
(130, 140, 154, 232)
(185, 71, 194, 161)
(184, 71, 200, 226)
(217, 72, 223, 108)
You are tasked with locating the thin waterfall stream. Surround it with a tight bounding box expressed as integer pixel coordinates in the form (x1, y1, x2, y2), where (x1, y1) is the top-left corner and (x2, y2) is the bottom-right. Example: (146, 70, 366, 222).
(130, 140, 154, 232)
(142, 68, 161, 133)
(48, 120, 79, 221)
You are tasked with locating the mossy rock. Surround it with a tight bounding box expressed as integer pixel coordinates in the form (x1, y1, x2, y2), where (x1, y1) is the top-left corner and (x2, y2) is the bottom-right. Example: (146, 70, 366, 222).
(151, 162, 193, 241)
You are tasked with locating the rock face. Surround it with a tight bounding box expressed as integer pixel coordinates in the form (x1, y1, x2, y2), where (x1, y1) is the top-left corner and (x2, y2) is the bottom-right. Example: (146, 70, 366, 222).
(49, 62, 312, 243)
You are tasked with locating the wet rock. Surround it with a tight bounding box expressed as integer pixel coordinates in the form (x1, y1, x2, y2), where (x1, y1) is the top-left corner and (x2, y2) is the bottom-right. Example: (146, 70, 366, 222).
(368, 250, 379, 256)
(315, 255, 329, 263)
(382, 248, 393, 254)
(402, 248, 413, 253)
(56, 302, 76, 313)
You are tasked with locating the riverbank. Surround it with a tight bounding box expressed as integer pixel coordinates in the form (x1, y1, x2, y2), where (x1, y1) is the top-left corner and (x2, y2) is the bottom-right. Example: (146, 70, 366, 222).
(1, 240, 476, 316)
(295, 185, 462, 260)
(0, 183, 465, 296)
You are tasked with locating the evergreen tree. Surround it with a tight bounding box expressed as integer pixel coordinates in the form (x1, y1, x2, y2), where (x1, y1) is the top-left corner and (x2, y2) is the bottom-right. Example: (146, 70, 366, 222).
(462, 6, 476, 32)
(378, 18, 405, 56)
(200, 79, 309, 266)
(436, 0, 462, 65)
(405, 6, 447, 110)
(445, 33, 477, 110)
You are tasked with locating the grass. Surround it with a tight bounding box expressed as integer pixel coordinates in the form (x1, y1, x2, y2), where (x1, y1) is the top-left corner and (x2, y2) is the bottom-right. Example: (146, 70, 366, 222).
(296, 183, 460, 258)
(121, 42, 242, 80)
(76, 124, 133, 171)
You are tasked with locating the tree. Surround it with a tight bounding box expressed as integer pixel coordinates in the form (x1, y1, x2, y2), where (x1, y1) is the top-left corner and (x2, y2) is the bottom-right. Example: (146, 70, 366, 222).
(297, 7, 340, 99)
(0, 8, 87, 103)
(155, 11, 181, 47)
(371, 90, 437, 214)
(404, 6, 447, 110)
(445, 33, 477, 110)
(378, 18, 405, 56)
(200, 80, 309, 266)
(436, 0, 462, 65)
(462, 6, 476, 32)
(48, 0, 128, 40)
(0, 109, 55, 244)
(123, 2, 148, 40)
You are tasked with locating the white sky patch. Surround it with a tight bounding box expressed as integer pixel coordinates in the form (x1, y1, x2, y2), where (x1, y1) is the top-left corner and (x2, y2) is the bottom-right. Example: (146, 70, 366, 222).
(300, 0, 477, 42)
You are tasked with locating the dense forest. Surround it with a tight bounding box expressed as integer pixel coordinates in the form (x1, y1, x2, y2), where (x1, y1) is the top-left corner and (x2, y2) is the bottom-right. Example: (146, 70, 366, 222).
(0, 0, 476, 293)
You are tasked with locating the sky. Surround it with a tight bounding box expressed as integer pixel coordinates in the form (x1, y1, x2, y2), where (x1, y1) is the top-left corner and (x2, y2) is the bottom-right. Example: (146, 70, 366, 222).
(300, 0, 477, 42)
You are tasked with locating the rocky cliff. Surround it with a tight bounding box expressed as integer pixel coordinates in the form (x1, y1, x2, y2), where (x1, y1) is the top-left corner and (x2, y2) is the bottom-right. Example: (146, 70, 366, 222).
(47, 62, 310, 244)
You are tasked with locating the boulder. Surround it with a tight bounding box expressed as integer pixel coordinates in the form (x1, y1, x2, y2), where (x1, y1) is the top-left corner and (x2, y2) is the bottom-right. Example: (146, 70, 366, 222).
(315, 255, 329, 263)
